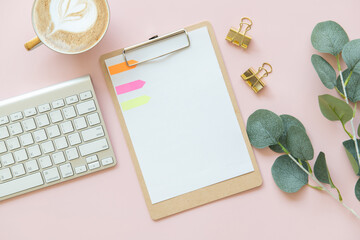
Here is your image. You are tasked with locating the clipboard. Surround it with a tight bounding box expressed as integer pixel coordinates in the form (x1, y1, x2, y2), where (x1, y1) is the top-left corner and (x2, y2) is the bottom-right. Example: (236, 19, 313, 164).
(100, 21, 262, 220)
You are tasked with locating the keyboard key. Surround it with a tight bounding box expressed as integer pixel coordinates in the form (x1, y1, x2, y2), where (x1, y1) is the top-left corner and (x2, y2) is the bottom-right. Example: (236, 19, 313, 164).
(74, 117, 87, 130)
(10, 112, 23, 121)
(87, 113, 101, 126)
(68, 133, 81, 146)
(88, 161, 100, 170)
(25, 160, 39, 173)
(0, 141, 7, 153)
(0, 126, 9, 139)
(76, 100, 96, 115)
(75, 165, 87, 174)
(1, 153, 15, 167)
(59, 163, 73, 178)
(86, 155, 98, 163)
(24, 108, 37, 117)
(46, 125, 61, 138)
(80, 91, 92, 100)
(39, 156, 52, 169)
(28, 145, 41, 158)
(13, 149, 28, 162)
(60, 121, 74, 134)
(54, 137, 68, 150)
(101, 157, 114, 166)
(66, 95, 79, 105)
(65, 148, 79, 161)
(81, 126, 104, 142)
(0, 173, 43, 198)
(20, 133, 34, 146)
(63, 106, 76, 119)
(43, 167, 60, 183)
(34, 129, 47, 142)
(38, 103, 51, 113)
(22, 118, 36, 131)
(41, 141, 55, 154)
(52, 152, 66, 164)
(0, 168, 12, 181)
(11, 164, 25, 177)
(6, 137, 20, 151)
(0, 116, 9, 125)
(52, 99, 65, 109)
(8, 122, 23, 135)
(49, 110, 63, 123)
(79, 138, 109, 157)
(36, 114, 50, 127)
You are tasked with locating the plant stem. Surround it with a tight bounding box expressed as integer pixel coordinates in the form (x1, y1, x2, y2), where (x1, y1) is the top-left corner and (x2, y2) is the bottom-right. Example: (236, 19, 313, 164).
(354, 102, 357, 118)
(307, 184, 323, 190)
(345, 71, 353, 86)
(341, 121, 353, 138)
(278, 142, 360, 219)
(337, 55, 360, 166)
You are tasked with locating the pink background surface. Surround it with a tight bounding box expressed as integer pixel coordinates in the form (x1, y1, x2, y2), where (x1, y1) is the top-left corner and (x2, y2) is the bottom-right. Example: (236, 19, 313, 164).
(1, 0, 360, 239)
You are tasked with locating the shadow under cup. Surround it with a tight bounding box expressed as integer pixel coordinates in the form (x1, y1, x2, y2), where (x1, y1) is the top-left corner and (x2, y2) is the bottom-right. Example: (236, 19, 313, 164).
(25, 0, 110, 54)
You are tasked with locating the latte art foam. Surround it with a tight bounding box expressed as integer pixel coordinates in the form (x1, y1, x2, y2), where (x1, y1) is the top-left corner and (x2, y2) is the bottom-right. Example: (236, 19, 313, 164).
(49, 0, 97, 34)
(33, 0, 109, 53)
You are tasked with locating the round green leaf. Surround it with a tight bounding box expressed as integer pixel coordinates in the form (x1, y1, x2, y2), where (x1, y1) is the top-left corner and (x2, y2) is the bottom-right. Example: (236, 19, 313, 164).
(318, 94, 353, 123)
(269, 115, 306, 153)
(271, 155, 308, 193)
(311, 54, 337, 89)
(286, 126, 314, 160)
(311, 21, 349, 56)
(246, 109, 284, 148)
(343, 139, 360, 175)
(342, 39, 360, 74)
(336, 69, 360, 103)
(314, 152, 333, 185)
(355, 178, 360, 201)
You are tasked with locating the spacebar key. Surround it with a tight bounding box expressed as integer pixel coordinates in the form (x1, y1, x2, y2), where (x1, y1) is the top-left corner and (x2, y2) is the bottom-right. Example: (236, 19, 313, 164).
(0, 173, 44, 198)
(79, 138, 109, 156)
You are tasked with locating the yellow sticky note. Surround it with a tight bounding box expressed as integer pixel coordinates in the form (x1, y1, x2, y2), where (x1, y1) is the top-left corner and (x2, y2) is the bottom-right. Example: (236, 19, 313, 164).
(121, 96, 151, 111)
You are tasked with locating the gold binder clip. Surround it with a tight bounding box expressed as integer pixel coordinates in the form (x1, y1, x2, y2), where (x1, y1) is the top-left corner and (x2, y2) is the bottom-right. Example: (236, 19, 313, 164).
(241, 63, 272, 93)
(226, 17, 253, 49)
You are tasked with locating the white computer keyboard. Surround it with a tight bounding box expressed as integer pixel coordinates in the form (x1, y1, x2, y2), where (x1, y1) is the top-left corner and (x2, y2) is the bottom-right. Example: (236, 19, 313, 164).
(0, 75, 116, 201)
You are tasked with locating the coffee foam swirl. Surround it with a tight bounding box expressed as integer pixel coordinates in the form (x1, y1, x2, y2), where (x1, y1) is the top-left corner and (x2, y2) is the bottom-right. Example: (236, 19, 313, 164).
(49, 0, 98, 34)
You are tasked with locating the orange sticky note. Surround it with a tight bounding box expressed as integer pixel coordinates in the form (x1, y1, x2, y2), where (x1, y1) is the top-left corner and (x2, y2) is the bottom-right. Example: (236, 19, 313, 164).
(108, 60, 138, 75)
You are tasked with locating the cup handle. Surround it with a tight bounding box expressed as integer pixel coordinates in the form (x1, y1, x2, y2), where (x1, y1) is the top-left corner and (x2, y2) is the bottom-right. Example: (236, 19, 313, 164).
(24, 36, 42, 51)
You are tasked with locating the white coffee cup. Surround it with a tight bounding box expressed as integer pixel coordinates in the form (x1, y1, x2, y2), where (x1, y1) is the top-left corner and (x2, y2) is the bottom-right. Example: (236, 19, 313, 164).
(25, 0, 110, 54)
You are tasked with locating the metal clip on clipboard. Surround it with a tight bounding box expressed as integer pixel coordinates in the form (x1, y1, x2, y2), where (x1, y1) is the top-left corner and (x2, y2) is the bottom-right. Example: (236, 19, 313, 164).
(123, 29, 191, 67)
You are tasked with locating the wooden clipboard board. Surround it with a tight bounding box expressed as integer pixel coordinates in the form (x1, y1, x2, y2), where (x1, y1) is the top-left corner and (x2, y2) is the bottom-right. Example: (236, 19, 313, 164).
(100, 21, 262, 220)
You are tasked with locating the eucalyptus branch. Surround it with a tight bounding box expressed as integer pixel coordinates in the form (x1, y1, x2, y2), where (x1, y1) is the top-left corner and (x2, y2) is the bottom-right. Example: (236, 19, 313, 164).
(279, 142, 360, 219)
(345, 71, 353, 86)
(336, 55, 360, 166)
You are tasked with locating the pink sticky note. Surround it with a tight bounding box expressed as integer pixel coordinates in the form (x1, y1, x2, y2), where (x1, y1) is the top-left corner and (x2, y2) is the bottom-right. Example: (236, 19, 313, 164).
(115, 80, 146, 95)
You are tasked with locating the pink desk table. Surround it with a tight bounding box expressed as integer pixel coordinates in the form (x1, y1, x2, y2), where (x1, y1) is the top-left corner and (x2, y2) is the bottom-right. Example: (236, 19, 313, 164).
(0, 0, 359, 239)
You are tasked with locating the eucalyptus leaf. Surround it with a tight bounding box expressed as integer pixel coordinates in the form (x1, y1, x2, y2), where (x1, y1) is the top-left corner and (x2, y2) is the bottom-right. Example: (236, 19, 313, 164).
(269, 115, 306, 153)
(343, 139, 360, 175)
(355, 178, 360, 201)
(311, 54, 337, 89)
(314, 152, 333, 186)
(271, 155, 308, 193)
(318, 94, 353, 123)
(336, 69, 360, 103)
(246, 109, 284, 148)
(342, 39, 360, 74)
(269, 142, 284, 153)
(311, 21, 349, 56)
(286, 126, 314, 160)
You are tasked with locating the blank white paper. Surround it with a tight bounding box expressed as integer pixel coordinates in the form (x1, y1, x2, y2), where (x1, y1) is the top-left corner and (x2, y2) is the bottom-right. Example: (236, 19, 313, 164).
(105, 26, 254, 204)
